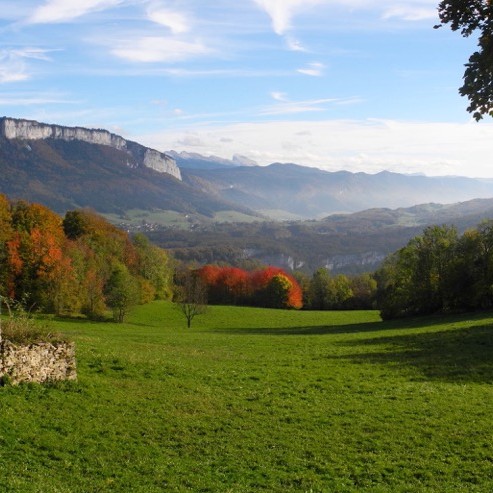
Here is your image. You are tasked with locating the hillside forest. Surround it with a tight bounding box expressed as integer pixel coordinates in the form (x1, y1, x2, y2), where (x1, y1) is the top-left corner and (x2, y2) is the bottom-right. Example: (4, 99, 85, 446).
(0, 194, 175, 321)
(2, 195, 493, 321)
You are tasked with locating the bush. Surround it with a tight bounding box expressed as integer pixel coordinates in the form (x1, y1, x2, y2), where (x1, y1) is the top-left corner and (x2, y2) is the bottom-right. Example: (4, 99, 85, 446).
(1, 298, 64, 345)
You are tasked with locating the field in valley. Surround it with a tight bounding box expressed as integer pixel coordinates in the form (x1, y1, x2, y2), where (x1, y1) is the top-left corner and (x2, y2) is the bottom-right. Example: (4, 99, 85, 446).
(1, 303, 493, 492)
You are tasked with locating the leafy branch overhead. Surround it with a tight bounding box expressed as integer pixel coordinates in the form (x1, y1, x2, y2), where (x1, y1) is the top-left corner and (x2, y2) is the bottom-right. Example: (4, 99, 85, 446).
(436, 0, 493, 120)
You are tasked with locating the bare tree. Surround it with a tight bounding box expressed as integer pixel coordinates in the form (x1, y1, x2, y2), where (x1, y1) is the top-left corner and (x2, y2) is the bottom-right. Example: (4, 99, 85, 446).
(175, 270, 208, 328)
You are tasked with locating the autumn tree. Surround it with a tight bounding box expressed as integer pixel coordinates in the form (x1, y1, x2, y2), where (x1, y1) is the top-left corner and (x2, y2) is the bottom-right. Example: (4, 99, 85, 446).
(196, 265, 302, 309)
(0, 194, 13, 296)
(133, 233, 174, 300)
(436, 0, 493, 119)
(263, 274, 294, 309)
(197, 265, 251, 305)
(6, 201, 73, 309)
(248, 266, 302, 309)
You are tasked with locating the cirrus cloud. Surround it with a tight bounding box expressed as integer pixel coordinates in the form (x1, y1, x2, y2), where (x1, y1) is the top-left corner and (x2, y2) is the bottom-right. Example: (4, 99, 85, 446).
(253, 0, 327, 35)
(111, 36, 211, 63)
(27, 0, 124, 24)
(146, 6, 191, 34)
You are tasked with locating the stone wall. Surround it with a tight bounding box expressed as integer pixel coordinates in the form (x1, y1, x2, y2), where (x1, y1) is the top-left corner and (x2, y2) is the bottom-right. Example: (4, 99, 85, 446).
(0, 340, 77, 385)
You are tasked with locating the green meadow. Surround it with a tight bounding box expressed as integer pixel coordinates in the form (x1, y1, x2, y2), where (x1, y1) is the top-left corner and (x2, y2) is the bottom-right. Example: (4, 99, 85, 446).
(1, 303, 493, 492)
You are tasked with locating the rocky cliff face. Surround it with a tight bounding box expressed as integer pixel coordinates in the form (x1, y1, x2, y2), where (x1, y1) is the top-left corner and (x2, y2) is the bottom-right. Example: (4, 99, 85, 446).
(0, 117, 181, 180)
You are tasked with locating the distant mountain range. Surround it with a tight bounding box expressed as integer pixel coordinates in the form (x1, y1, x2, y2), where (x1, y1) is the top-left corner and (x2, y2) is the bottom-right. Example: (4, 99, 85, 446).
(181, 162, 493, 219)
(1, 117, 493, 223)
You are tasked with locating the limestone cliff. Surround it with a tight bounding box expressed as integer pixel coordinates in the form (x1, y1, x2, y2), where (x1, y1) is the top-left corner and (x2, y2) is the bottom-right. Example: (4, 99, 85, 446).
(0, 117, 181, 180)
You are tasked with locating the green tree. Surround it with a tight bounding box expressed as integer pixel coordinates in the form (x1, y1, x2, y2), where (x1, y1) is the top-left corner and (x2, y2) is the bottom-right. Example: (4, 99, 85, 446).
(308, 268, 332, 310)
(264, 274, 292, 309)
(347, 273, 377, 309)
(105, 264, 139, 323)
(63, 210, 88, 240)
(133, 233, 174, 300)
(436, 0, 493, 120)
(327, 274, 353, 309)
(450, 221, 493, 309)
(376, 225, 458, 319)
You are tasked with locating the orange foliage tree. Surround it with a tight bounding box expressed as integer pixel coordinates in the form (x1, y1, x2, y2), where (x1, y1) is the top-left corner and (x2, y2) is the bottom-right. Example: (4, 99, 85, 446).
(0, 199, 173, 317)
(197, 265, 303, 309)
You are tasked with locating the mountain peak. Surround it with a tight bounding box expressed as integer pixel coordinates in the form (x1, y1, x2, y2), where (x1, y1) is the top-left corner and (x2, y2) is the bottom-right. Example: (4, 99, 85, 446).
(0, 116, 181, 180)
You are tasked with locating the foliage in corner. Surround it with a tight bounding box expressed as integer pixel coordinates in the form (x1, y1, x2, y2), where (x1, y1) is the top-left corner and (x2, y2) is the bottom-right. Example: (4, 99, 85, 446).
(436, 0, 493, 120)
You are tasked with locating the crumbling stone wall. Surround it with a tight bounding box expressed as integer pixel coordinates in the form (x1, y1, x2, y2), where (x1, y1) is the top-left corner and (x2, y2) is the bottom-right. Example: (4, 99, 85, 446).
(0, 340, 77, 385)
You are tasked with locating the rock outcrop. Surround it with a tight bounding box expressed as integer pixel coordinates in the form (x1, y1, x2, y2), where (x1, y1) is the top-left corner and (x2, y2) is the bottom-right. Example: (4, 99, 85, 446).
(0, 116, 181, 180)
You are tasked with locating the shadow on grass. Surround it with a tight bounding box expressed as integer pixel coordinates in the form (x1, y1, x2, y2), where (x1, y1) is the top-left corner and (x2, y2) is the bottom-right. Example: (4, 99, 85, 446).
(334, 322, 493, 383)
(215, 311, 493, 337)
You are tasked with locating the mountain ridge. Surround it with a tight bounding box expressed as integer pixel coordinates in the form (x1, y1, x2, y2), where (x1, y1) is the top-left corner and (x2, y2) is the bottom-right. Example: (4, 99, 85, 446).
(182, 161, 493, 219)
(1, 117, 493, 222)
(1, 116, 181, 180)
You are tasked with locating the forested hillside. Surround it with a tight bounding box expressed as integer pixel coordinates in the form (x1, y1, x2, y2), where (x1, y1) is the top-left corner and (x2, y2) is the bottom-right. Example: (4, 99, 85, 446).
(0, 195, 173, 320)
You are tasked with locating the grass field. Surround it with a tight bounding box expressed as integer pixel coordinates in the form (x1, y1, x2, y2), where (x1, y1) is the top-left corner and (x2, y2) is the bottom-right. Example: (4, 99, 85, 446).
(1, 303, 493, 492)
(102, 209, 263, 229)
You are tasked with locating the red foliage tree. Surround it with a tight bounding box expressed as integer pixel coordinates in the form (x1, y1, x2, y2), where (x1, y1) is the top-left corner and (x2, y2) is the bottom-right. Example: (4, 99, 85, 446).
(197, 264, 303, 309)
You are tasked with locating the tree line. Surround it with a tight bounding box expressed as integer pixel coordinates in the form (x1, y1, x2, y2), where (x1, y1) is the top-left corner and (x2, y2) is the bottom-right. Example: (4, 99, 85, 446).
(376, 222, 493, 319)
(4, 195, 493, 323)
(189, 264, 377, 311)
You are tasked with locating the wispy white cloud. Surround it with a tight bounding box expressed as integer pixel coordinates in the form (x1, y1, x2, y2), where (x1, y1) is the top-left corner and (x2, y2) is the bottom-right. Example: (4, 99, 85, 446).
(382, 5, 437, 21)
(27, 0, 123, 24)
(261, 96, 341, 115)
(297, 62, 325, 77)
(0, 52, 28, 82)
(271, 91, 288, 102)
(0, 48, 55, 83)
(146, 5, 191, 34)
(11, 48, 58, 61)
(111, 36, 211, 63)
(253, 0, 439, 35)
(285, 36, 306, 52)
(253, 0, 326, 35)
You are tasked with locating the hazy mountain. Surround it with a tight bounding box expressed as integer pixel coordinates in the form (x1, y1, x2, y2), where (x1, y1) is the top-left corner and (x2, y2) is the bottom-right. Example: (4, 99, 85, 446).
(2, 117, 493, 224)
(183, 162, 493, 219)
(166, 150, 258, 169)
(166, 150, 242, 170)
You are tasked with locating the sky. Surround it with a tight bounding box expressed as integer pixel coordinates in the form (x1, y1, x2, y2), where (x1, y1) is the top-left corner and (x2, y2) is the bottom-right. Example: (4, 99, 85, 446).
(1, 0, 493, 178)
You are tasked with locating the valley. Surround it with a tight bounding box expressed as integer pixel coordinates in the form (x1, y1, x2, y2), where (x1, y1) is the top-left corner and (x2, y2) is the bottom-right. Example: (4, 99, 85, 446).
(2, 117, 493, 274)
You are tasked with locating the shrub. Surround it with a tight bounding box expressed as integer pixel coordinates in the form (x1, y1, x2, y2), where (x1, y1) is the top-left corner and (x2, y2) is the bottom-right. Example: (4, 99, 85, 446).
(0, 297, 64, 345)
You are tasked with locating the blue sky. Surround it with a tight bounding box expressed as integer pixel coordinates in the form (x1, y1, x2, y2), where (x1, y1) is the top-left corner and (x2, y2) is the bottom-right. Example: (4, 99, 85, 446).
(1, 0, 492, 177)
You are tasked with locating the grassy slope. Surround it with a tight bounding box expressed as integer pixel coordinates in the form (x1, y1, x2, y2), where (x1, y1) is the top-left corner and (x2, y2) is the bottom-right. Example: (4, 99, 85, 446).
(1, 304, 493, 492)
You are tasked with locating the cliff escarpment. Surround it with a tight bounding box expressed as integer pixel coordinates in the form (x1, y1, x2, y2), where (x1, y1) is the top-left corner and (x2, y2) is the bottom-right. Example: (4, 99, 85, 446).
(0, 117, 181, 180)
